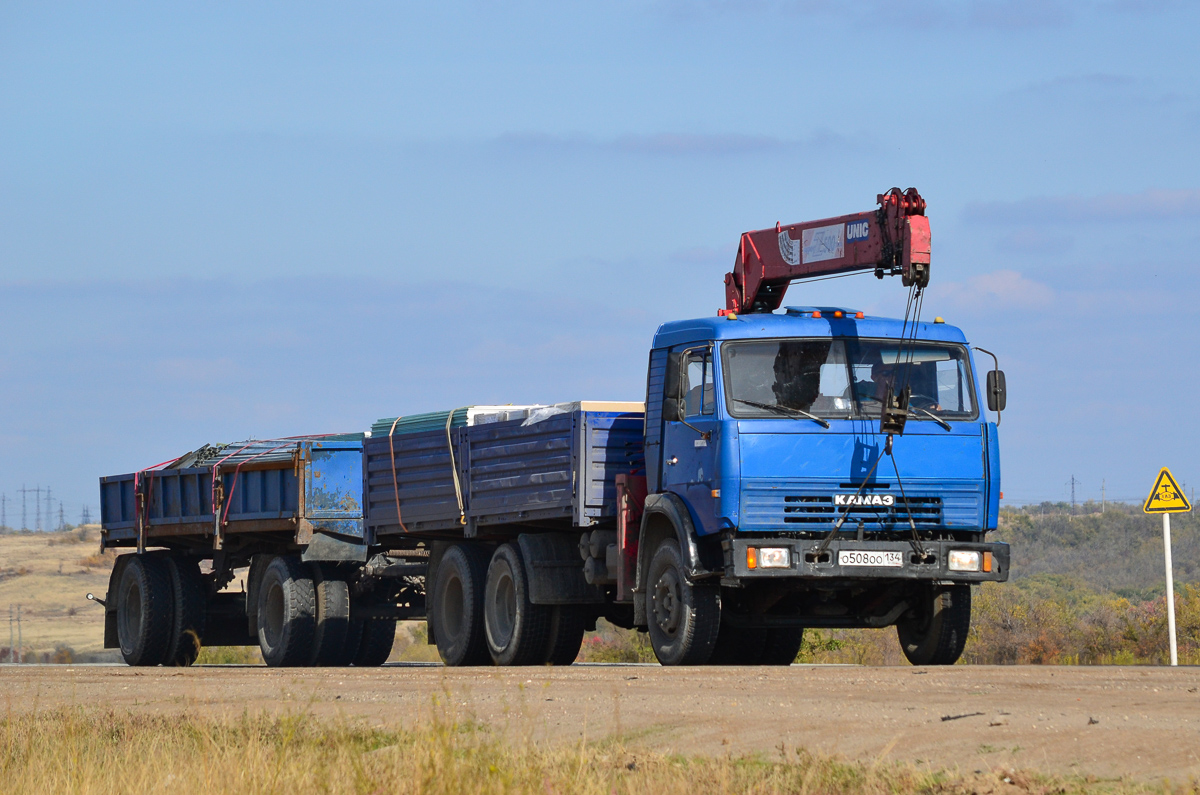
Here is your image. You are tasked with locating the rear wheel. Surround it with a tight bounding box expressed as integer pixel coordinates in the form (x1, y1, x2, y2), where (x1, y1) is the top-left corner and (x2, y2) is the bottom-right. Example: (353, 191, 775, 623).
(897, 585, 971, 666)
(309, 564, 355, 666)
(484, 544, 551, 666)
(353, 619, 397, 666)
(256, 555, 316, 667)
(646, 540, 720, 666)
(164, 556, 206, 667)
(759, 628, 805, 666)
(429, 544, 491, 666)
(543, 606, 586, 665)
(116, 554, 175, 666)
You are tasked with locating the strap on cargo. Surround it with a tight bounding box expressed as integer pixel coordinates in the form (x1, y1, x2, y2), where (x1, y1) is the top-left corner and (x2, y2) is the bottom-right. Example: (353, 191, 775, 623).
(210, 435, 341, 528)
(387, 417, 408, 532)
(445, 408, 468, 525)
(133, 455, 184, 554)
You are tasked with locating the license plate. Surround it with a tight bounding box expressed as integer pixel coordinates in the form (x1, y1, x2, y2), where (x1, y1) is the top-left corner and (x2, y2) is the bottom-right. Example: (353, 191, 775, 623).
(838, 550, 904, 568)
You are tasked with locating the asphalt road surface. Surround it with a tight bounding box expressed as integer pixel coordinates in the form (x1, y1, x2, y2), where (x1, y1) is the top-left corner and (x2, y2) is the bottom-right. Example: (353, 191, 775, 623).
(3, 663, 1198, 782)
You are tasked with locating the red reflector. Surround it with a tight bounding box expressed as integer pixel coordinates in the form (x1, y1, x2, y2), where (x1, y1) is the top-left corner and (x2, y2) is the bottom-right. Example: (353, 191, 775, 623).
(999, 492, 1004, 499)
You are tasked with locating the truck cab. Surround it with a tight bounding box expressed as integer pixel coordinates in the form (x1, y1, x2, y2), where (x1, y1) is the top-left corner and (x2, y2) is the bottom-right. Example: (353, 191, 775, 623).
(634, 307, 1009, 665)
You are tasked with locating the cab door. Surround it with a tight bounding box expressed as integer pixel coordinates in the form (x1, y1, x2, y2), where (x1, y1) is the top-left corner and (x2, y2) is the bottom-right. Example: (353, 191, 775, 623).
(661, 344, 721, 535)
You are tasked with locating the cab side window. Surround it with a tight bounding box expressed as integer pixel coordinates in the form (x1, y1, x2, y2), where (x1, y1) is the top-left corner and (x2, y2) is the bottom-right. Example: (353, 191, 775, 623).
(684, 349, 714, 417)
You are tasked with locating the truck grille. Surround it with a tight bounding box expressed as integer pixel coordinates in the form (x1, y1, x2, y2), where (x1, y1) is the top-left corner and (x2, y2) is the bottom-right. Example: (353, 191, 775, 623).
(781, 495, 942, 528)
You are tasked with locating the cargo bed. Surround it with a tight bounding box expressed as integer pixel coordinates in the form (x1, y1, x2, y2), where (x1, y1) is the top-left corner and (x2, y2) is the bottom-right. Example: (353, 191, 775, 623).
(365, 401, 645, 539)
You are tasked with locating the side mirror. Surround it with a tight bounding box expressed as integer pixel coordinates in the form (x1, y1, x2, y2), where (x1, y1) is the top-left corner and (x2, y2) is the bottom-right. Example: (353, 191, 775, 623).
(986, 370, 1007, 413)
(662, 396, 684, 422)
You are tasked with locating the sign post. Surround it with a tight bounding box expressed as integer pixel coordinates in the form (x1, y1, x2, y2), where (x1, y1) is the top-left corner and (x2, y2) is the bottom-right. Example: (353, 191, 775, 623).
(1143, 467, 1192, 667)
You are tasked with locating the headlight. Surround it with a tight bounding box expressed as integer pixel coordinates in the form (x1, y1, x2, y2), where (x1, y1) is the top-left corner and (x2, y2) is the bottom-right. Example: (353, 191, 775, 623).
(757, 547, 790, 569)
(947, 550, 981, 572)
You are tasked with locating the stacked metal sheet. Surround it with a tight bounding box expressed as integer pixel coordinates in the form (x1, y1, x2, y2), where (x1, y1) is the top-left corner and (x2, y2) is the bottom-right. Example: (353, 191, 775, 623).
(369, 406, 545, 438)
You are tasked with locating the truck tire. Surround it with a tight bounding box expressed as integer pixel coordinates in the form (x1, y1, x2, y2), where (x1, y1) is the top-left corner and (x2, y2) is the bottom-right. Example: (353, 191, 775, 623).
(256, 555, 316, 667)
(309, 564, 354, 666)
(759, 628, 804, 666)
(116, 554, 175, 666)
(543, 606, 586, 665)
(646, 539, 720, 666)
(897, 585, 971, 666)
(429, 543, 491, 666)
(165, 556, 206, 667)
(708, 625, 768, 665)
(484, 543, 551, 666)
(353, 619, 397, 666)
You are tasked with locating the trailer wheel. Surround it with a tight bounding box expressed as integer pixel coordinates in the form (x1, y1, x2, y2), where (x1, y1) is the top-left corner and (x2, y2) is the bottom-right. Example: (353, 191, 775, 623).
(429, 543, 491, 666)
(116, 554, 175, 666)
(165, 556, 206, 667)
(256, 555, 316, 667)
(646, 539, 720, 666)
(483, 544, 551, 666)
(309, 564, 355, 666)
(758, 628, 805, 666)
(897, 585, 971, 666)
(353, 619, 397, 666)
(707, 625, 768, 665)
(543, 606, 586, 665)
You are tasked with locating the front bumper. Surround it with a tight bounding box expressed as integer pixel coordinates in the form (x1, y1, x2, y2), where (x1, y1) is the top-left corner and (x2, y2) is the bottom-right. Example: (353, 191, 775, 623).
(725, 538, 1009, 583)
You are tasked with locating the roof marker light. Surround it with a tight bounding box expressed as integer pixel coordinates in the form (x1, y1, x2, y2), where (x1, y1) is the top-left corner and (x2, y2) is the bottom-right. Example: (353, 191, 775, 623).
(833, 310, 844, 318)
(933, 317, 945, 324)
(855, 312, 865, 319)
(811, 310, 821, 318)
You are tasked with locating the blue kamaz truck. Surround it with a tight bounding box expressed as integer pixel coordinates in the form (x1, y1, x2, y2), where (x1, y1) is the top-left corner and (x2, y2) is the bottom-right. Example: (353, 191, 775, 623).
(96, 188, 1009, 667)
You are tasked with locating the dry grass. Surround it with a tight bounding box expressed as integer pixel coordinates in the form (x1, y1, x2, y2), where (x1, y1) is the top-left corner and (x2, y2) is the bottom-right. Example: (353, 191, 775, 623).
(0, 526, 118, 660)
(0, 706, 1171, 795)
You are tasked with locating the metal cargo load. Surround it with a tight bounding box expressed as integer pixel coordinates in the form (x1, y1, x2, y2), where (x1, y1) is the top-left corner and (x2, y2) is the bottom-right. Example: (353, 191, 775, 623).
(365, 402, 645, 538)
(99, 434, 365, 552)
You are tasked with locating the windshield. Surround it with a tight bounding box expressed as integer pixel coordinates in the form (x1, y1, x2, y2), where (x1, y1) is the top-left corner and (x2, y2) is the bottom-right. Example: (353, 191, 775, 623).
(721, 338, 977, 421)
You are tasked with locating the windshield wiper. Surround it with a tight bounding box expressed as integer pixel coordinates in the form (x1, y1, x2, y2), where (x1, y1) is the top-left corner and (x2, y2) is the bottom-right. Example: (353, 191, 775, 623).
(909, 406, 952, 431)
(733, 398, 831, 429)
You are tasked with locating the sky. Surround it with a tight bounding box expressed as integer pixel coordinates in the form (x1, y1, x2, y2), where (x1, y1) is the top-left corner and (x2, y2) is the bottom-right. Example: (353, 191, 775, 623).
(1, 0, 1198, 523)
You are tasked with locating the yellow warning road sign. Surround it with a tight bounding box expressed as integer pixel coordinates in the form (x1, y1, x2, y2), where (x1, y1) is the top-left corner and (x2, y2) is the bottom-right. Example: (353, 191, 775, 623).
(1144, 467, 1191, 514)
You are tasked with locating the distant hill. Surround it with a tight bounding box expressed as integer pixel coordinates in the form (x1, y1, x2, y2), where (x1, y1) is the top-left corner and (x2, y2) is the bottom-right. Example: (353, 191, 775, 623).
(997, 502, 1198, 599)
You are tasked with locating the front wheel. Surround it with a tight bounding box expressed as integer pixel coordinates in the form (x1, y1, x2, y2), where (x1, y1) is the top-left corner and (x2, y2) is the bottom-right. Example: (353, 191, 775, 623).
(645, 540, 720, 666)
(116, 554, 174, 666)
(896, 585, 971, 665)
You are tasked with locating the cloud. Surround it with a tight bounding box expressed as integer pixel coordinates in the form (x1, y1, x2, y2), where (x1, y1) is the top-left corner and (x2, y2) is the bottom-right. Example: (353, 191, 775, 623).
(994, 228, 1075, 256)
(934, 269, 1055, 310)
(963, 189, 1200, 225)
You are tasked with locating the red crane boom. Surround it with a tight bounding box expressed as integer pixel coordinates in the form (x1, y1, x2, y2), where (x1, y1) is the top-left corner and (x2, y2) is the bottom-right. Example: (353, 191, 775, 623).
(723, 187, 931, 315)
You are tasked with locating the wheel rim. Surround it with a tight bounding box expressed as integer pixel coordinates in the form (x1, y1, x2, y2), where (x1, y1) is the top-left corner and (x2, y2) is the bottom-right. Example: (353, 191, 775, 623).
(652, 569, 681, 638)
(118, 575, 143, 650)
(486, 563, 516, 648)
(263, 581, 285, 649)
(442, 573, 465, 640)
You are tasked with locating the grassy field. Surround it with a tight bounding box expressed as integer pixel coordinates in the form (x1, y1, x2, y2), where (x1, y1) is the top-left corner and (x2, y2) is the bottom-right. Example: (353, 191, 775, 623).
(0, 526, 117, 662)
(0, 706, 1185, 795)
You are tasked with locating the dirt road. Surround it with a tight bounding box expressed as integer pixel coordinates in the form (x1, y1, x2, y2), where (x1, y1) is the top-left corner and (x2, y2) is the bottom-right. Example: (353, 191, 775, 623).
(3, 663, 1198, 782)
